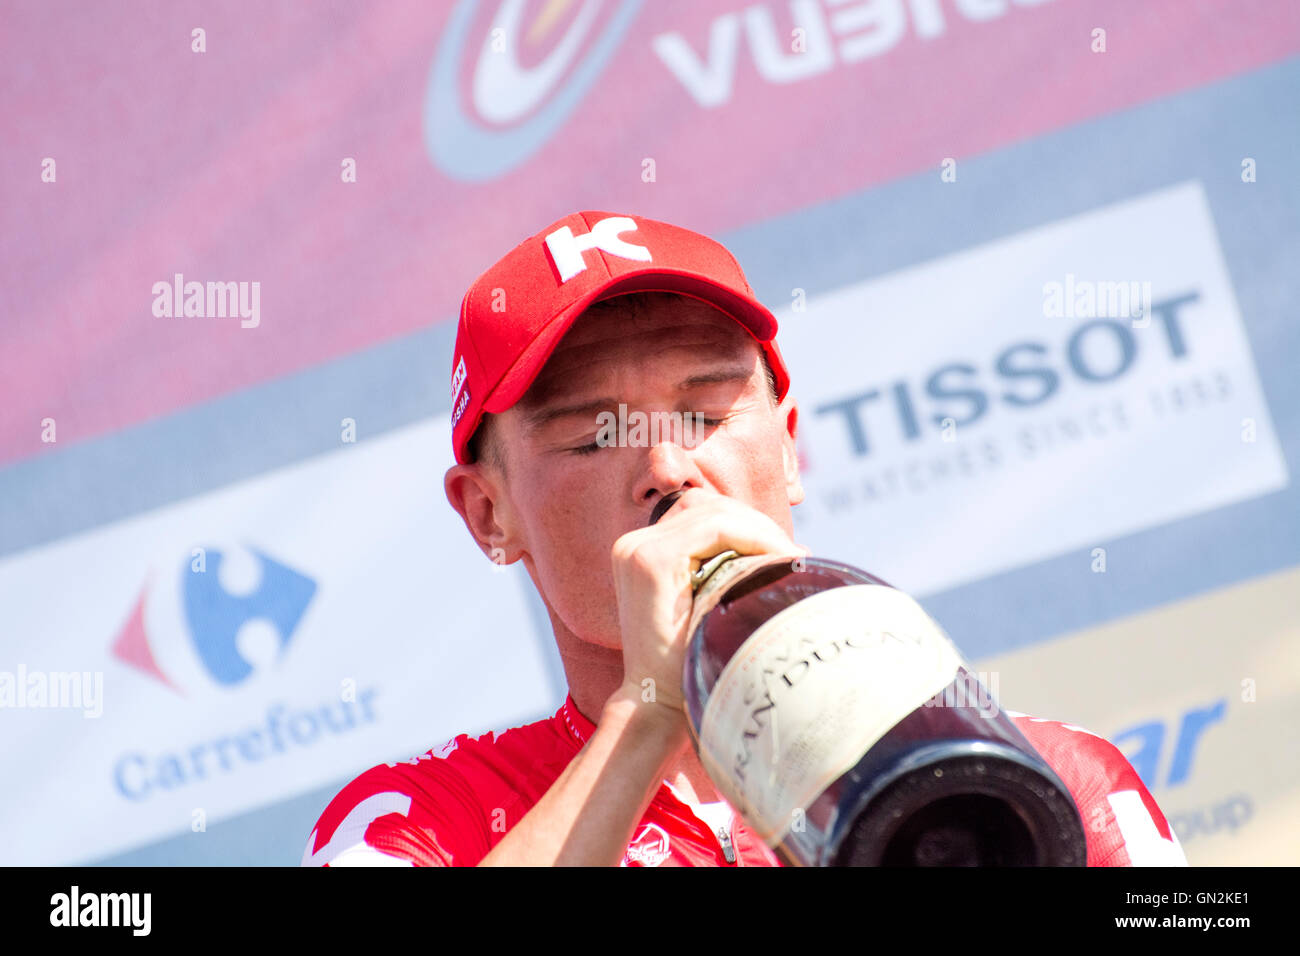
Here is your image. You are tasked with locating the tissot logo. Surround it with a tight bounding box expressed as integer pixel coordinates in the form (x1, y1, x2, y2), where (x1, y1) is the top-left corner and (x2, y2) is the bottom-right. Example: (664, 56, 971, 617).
(780, 181, 1290, 596)
(545, 216, 651, 281)
(813, 292, 1198, 459)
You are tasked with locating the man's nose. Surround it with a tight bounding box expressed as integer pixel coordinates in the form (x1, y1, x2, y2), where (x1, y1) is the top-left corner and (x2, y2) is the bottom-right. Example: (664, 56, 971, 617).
(634, 439, 704, 517)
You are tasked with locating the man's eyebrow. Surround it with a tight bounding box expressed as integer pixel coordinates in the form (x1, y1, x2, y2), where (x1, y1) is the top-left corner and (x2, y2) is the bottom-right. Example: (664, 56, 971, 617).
(675, 366, 756, 390)
(521, 397, 620, 430)
(521, 366, 757, 429)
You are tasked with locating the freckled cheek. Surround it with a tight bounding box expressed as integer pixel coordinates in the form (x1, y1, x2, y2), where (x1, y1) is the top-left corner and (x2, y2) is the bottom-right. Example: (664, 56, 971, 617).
(709, 427, 774, 482)
(517, 460, 585, 506)
(530, 489, 613, 569)
(533, 503, 624, 626)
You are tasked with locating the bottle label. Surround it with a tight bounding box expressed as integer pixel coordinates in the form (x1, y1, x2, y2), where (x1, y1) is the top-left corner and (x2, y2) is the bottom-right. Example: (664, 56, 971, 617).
(697, 584, 965, 845)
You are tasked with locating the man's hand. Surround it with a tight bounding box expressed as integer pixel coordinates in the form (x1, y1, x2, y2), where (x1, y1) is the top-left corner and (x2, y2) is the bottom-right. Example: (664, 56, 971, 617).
(479, 488, 804, 865)
(609, 487, 807, 723)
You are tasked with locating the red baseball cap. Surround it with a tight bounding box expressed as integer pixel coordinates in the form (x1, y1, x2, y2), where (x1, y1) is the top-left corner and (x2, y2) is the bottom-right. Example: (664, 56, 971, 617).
(449, 210, 791, 464)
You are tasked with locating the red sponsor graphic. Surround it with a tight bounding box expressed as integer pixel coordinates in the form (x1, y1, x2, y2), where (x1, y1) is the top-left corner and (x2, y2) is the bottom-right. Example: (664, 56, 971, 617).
(622, 823, 672, 866)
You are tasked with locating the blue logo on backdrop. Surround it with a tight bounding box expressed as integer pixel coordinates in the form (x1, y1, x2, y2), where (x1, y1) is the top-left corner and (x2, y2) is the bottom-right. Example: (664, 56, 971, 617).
(1110, 698, 1254, 844)
(111, 546, 379, 802)
(111, 545, 317, 695)
(182, 549, 316, 686)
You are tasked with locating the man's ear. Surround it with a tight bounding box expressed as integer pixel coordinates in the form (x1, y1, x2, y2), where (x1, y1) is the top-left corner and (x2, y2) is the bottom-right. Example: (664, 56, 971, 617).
(780, 396, 805, 507)
(444, 463, 520, 567)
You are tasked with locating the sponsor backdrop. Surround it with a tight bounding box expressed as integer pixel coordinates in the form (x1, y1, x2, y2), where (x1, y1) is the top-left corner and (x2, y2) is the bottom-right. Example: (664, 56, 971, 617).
(1, 1, 1297, 864)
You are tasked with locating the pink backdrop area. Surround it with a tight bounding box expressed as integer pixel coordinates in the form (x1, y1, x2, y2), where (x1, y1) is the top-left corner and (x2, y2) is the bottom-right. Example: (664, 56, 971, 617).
(3, 0, 1298, 464)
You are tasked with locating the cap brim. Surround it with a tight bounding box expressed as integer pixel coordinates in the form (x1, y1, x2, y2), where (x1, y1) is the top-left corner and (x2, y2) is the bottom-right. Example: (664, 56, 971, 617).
(483, 269, 783, 414)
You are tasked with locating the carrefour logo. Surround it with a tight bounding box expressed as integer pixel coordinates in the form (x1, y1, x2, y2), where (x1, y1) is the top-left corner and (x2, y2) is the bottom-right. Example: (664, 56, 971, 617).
(111, 544, 316, 695)
(109, 544, 385, 803)
(424, 0, 644, 181)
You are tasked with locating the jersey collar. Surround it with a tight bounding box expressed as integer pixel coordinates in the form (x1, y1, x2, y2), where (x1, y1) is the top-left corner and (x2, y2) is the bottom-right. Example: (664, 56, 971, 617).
(556, 692, 747, 861)
(558, 693, 596, 746)
(556, 692, 732, 819)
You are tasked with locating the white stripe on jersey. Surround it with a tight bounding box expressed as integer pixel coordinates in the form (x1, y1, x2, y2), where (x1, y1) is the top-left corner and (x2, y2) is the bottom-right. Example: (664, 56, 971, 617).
(302, 791, 414, 867)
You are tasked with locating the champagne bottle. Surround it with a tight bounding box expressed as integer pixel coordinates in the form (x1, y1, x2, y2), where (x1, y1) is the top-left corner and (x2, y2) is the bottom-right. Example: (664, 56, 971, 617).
(678, 546, 1087, 867)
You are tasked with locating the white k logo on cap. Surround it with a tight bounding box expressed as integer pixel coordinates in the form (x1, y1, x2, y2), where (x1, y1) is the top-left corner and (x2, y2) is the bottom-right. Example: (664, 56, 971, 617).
(545, 215, 652, 282)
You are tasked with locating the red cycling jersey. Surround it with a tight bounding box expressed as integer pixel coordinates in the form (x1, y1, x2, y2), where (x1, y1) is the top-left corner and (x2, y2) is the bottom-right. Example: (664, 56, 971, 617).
(302, 694, 1188, 867)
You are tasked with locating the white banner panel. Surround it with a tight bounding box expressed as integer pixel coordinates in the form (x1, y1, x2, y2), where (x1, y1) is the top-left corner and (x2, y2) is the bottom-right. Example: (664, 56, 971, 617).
(0, 417, 557, 865)
(976, 564, 1300, 866)
(781, 181, 1289, 594)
